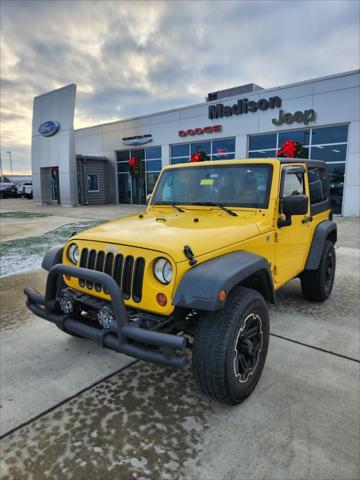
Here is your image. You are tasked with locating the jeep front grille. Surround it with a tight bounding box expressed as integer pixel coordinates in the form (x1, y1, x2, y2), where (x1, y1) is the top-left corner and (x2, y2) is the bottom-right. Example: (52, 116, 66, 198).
(78, 248, 145, 303)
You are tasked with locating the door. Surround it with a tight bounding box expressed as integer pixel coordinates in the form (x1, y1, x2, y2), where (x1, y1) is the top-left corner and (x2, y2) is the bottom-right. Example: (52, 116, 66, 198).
(274, 165, 313, 287)
(117, 149, 146, 204)
(118, 173, 132, 204)
(130, 149, 146, 204)
(50, 167, 60, 204)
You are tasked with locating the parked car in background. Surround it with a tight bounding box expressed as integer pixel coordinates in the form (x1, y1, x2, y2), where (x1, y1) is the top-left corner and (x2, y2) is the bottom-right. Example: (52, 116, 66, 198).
(17, 182, 32, 197)
(0, 183, 18, 199)
(24, 184, 33, 199)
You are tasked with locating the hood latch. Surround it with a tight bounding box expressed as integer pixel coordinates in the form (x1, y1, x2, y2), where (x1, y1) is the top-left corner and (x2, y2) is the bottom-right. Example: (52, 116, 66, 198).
(184, 245, 197, 266)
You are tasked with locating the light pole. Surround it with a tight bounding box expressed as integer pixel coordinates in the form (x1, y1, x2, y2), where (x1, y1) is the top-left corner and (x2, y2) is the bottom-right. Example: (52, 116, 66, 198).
(0, 156, 3, 181)
(5, 151, 13, 178)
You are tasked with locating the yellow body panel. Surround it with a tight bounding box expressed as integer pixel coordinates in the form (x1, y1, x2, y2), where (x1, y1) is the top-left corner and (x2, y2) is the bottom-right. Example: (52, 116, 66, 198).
(63, 159, 330, 315)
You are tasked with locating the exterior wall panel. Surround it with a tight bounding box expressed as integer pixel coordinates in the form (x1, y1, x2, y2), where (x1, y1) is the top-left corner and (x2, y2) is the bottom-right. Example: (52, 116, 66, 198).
(32, 84, 77, 206)
(313, 72, 360, 94)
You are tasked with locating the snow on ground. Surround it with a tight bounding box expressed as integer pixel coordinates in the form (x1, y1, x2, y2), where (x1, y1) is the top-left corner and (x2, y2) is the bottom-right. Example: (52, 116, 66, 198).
(0, 211, 51, 220)
(0, 221, 102, 277)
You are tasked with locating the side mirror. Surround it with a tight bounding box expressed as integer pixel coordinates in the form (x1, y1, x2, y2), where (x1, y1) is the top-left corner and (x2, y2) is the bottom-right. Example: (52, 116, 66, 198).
(278, 194, 308, 228)
(283, 195, 308, 216)
(146, 193, 152, 205)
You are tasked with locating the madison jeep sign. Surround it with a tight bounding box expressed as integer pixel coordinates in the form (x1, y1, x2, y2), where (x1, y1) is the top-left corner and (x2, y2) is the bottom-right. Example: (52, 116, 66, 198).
(272, 109, 316, 126)
(208, 96, 282, 119)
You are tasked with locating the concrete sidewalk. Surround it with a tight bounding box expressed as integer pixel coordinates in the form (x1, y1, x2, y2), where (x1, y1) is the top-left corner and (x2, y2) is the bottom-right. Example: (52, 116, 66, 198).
(0, 216, 359, 480)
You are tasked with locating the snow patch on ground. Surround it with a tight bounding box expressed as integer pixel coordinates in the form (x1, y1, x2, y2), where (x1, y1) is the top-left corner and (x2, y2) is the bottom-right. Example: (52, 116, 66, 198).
(0, 221, 102, 277)
(0, 211, 52, 219)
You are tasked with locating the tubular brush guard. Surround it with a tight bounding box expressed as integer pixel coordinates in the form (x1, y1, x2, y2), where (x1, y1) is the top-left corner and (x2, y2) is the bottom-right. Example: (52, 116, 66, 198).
(24, 264, 187, 368)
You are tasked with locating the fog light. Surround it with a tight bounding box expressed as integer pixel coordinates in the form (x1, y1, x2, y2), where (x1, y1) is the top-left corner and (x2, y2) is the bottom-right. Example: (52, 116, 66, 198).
(97, 306, 114, 329)
(59, 293, 74, 314)
(156, 293, 167, 307)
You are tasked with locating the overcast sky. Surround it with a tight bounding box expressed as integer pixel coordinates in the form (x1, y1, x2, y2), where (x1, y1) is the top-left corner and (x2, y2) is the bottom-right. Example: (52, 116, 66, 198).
(1, 0, 359, 174)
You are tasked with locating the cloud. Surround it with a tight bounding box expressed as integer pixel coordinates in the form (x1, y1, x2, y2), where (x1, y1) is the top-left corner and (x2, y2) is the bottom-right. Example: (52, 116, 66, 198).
(0, 0, 359, 174)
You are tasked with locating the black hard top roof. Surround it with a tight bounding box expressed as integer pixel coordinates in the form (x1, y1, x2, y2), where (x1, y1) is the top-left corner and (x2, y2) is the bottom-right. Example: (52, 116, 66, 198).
(278, 158, 327, 168)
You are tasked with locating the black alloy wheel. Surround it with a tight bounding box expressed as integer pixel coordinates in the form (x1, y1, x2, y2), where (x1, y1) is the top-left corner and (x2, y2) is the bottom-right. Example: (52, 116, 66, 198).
(324, 248, 335, 294)
(233, 312, 263, 383)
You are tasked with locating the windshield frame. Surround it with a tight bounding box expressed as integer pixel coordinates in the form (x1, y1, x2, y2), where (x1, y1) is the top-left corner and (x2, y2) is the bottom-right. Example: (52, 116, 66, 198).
(151, 163, 274, 209)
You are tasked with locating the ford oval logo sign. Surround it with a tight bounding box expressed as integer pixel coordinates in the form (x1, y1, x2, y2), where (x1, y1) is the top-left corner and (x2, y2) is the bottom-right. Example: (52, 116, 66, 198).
(38, 120, 60, 137)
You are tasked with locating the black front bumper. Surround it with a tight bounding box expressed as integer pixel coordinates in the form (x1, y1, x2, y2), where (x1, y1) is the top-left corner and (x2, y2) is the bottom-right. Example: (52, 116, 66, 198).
(24, 264, 187, 368)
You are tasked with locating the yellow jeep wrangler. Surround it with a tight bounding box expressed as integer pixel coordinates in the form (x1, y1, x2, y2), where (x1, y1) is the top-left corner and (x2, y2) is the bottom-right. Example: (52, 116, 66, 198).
(25, 158, 336, 405)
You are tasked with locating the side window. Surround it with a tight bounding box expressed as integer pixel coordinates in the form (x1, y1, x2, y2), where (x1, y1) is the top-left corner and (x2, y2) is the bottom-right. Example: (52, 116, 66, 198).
(308, 167, 328, 204)
(283, 173, 305, 197)
(87, 174, 99, 192)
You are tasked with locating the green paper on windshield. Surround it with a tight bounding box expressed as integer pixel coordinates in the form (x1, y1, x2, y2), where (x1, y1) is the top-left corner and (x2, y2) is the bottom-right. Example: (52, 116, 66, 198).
(200, 179, 214, 186)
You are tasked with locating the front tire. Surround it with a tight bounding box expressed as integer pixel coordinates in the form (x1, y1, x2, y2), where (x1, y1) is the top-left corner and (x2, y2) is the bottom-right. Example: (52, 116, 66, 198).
(301, 240, 336, 302)
(192, 287, 270, 405)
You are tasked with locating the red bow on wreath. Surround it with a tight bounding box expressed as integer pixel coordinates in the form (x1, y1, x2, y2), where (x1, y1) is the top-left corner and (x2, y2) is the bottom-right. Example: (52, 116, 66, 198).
(191, 152, 202, 162)
(129, 156, 137, 172)
(277, 140, 297, 158)
(191, 150, 209, 162)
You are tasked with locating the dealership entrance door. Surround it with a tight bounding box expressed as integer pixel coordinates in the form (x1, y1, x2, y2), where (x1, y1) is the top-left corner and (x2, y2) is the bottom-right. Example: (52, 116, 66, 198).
(131, 149, 146, 204)
(116, 146, 162, 204)
(117, 148, 146, 204)
(50, 167, 60, 203)
(39, 166, 60, 204)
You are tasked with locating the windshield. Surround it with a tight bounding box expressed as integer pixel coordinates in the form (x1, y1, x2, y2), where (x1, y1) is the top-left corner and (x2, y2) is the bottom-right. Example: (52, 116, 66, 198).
(151, 164, 273, 208)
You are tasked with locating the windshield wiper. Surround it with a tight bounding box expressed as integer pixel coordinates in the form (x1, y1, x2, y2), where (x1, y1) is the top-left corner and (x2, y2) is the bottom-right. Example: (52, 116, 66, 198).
(153, 202, 185, 213)
(190, 202, 238, 217)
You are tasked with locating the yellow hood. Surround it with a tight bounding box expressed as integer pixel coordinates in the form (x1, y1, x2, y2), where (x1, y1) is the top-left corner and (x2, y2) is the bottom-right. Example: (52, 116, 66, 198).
(73, 209, 263, 262)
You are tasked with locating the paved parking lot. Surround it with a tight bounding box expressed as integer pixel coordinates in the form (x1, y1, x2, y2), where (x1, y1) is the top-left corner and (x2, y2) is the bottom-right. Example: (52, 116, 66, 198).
(0, 201, 359, 480)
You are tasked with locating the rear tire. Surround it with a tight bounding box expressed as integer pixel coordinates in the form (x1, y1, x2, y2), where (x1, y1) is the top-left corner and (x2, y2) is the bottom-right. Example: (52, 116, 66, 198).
(301, 240, 336, 302)
(192, 287, 269, 405)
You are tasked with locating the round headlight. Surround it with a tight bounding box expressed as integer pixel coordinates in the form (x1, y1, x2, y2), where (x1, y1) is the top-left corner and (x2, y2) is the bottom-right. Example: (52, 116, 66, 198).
(154, 258, 173, 284)
(67, 243, 80, 264)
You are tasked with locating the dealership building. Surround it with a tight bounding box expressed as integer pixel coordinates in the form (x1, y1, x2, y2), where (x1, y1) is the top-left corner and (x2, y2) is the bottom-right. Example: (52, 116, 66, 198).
(31, 69, 359, 215)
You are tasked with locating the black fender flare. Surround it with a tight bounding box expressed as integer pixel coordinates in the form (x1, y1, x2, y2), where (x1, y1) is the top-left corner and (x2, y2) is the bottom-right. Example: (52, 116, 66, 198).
(173, 251, 275, 311)
(305, 220, 337, 270)
(41, 245, 64, 271)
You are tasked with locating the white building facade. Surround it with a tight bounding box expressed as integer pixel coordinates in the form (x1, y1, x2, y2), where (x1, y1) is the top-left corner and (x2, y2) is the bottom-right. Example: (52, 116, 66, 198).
(31, 70, 360, 215)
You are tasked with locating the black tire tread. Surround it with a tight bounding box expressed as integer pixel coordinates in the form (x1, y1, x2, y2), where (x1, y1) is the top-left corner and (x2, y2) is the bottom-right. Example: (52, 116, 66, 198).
(301, 240, 335, 302)
(192, 287, 268, 404)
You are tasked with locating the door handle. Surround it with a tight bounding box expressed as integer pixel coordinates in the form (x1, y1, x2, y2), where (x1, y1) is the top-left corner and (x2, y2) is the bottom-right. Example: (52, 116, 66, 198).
(302, 216, 313, 224)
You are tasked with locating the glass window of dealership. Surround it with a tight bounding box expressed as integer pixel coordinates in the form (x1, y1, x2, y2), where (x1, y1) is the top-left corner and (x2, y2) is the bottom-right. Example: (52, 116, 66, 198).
(117, 146, 162, 204)
(170, 137, 236, 163)
(248, 124, 348, 213)
(116, 124, 349, 213)
(116, 138, 237, 205)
